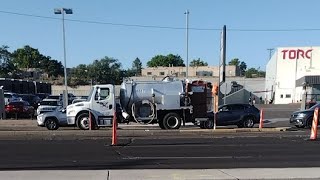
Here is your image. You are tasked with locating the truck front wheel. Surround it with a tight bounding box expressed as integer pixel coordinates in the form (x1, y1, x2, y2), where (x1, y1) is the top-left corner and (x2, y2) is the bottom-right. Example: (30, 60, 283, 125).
(77, 113, 90, 130)
(162, 112, 181, 129)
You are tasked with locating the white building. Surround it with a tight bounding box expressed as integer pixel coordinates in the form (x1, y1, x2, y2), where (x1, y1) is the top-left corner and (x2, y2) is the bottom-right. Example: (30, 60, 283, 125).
(265, 46, 320, 104)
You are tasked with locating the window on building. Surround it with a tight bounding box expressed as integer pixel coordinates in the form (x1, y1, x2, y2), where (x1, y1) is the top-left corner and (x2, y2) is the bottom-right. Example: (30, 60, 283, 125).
(159, 72, 165, 76)
(196, 71, 213, 77)
(147, 72, 152, 75)
(180, 72, 186, 77)
(280, 94, 283, 98)
(286, 94, 291, 98)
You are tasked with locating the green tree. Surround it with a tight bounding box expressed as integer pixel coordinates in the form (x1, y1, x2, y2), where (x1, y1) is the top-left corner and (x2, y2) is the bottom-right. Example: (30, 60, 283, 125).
(70, 64, 89, 86)
(12, 45, 42, 69)
(228, 58, 240, 66)
(0, 45, 18, 78)
(189, 58, 208, 67)
(245, 68, 265, 78)
(228, 58, 247, 76)
(131, 57, 142, 76)
(11, 45, 64, 79)
(147, 54, 185, 67)
(88, 56, 122, 85)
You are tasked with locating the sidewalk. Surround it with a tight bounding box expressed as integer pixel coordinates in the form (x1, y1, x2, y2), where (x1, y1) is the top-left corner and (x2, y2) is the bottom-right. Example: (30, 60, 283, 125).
(1, 168, 320, 180)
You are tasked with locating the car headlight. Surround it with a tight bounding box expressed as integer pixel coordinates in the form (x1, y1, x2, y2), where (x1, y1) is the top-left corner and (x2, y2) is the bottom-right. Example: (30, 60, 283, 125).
(37, 114, 44, 120)
(297, 113, 306, 118)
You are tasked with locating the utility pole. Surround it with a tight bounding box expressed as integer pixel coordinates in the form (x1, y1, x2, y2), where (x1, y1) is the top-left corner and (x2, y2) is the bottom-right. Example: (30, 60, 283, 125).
(185, 10, 189, 79)
(267, 48, 274, 60)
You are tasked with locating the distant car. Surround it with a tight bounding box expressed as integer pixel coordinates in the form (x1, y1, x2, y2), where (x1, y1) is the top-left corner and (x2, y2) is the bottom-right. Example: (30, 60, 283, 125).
(35, 93, 50, 100)
(18, 94, 41, 110)
(36, 99, 62, 115)
(5, 100, 35, 118)
(45, 95, 62, 101)
(290, 103, 320, 128)
(200, 104, 260, 129)
(4, 92, 20, 105)
(37, 108, 68, 130)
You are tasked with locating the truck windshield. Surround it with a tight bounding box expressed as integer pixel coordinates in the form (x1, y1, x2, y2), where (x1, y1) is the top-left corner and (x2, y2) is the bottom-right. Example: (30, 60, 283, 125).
(86, 88, 94, 101)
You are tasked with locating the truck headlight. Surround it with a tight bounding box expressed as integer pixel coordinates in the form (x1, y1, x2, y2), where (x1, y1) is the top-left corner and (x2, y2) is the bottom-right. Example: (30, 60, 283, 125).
(68, 110, 75, 115)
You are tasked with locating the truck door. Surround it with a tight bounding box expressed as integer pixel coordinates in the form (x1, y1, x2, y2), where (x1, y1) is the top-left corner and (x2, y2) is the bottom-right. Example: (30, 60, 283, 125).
(91, 85, 115, 117)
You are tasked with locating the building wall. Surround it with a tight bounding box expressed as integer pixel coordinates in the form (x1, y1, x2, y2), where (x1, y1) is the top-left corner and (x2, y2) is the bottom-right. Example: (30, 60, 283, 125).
(266, 46, 320, 104)
(141, 65, 239, 77)
(265, 51, 277, 103)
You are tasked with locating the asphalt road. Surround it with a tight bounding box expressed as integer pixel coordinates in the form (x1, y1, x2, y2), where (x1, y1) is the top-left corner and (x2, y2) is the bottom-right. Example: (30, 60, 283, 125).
(0, 132, 319, 170)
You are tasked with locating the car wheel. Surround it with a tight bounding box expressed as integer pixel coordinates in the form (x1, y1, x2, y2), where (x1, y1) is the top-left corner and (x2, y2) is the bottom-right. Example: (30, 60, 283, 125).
(45, 118, 59, 130)
(203, 119, 214, 129)
(243, 116, 255, 128)
(199, 122, 206, 129)
(295, 125, 305, 128)
(162, 112, 181, 129)
(305, 117, 313, 129)
(77, 113, 90, 130)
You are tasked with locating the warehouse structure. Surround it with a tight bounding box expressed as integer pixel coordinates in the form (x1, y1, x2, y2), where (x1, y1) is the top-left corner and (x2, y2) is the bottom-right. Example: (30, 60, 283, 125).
(265, 46, 320, 104)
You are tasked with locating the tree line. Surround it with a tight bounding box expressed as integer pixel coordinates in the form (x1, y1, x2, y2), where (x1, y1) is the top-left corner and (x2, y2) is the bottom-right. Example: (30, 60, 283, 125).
(0, 45, 265, 86)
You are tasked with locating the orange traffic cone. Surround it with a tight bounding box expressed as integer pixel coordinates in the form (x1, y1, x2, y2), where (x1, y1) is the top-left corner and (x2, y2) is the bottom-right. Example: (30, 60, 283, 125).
(310, 107, 319, 140)
(111, 111, 117, 146)
(259, 109, 264, 129)
(89, 111, 92, 130)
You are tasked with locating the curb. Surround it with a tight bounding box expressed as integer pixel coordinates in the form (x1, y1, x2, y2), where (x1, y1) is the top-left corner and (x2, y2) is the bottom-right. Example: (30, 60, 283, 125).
(179, 127, 290, 133)
(0, 127, 292, 140)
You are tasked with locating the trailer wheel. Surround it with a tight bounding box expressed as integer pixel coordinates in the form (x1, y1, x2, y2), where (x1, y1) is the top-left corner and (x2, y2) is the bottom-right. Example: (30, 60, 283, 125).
(162, 112, 181, 129)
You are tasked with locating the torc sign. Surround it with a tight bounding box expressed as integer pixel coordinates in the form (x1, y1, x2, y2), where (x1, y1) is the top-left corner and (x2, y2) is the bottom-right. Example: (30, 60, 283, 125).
(281, 49, 312, 59)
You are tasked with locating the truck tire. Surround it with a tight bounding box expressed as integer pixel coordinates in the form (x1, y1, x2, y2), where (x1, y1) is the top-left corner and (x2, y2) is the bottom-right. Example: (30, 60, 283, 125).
(77, 112, 90, 130)
(158, 120, 165, 129)
(45, 118, 59, 130)
(162, 112, 181, 129)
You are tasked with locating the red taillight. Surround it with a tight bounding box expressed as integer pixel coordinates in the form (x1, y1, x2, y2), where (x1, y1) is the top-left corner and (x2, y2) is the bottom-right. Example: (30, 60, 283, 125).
(5, 105, 14, 109)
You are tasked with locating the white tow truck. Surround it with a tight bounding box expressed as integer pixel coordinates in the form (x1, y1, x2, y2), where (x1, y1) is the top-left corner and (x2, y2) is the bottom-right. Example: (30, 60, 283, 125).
(66, 78, 213, 130)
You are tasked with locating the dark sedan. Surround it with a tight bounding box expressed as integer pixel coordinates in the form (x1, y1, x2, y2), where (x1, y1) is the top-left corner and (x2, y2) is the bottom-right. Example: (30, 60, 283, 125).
(290, 103, 320, 128)
(200, 103, 260, 129)
(5, 101, 35, 118)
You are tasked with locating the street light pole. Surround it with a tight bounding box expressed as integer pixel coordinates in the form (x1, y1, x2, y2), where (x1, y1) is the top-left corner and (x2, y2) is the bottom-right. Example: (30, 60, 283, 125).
(54, 8, 73, 107)
(185, 10, 189, 79)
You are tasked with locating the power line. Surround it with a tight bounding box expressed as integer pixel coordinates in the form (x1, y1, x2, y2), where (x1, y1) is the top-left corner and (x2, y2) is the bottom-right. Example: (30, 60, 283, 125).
(1, 10, 320, 32)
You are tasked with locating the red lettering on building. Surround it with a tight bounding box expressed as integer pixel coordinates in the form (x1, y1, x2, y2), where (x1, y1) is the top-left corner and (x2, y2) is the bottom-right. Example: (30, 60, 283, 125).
(281, 49, 312, 60)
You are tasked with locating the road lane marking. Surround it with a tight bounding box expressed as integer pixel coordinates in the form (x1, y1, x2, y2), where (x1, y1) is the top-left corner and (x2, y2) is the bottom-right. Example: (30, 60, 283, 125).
(122, 156, 253, 160)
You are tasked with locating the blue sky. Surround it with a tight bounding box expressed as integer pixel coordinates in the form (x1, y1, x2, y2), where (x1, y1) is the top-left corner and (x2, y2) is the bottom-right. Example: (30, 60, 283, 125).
(1, 0, 320, 70)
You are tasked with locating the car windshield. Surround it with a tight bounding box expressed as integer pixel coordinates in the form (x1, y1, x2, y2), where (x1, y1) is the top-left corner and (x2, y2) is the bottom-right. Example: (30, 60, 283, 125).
(309, 103, 320, 110)
(39, 101, 59, 106)
(47, 96, 60, 100)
